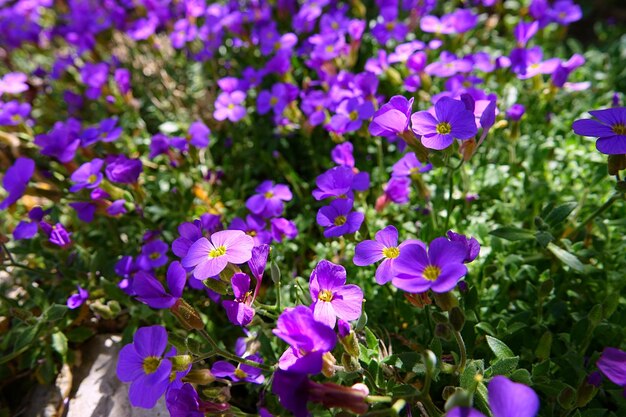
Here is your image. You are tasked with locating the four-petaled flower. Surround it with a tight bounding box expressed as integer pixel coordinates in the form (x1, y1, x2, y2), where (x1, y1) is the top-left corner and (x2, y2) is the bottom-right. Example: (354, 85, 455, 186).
(316, 198, 364, 238)
(572, 108, 626, 155)
(411, 97, 478, 150)
(182, 230, 254, 280)
(246, 181, 293, 218)
(222, 272, 256, 326)
(309, 260, 363, 328)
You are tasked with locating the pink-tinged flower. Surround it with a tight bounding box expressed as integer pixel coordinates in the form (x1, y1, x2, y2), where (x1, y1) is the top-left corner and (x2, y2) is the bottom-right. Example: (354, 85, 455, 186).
(213, 91, 246, 122)
(392, 152, 432, 177)
(222, 273, 255, 326)
(597, 347, 626, 394)
(0, 157, 35, 210)
(392, 237, 468, 293)
(331, 142, 355, 167)
(572, 108, 626, 155)
(0, 72, 28, 95)
(67, 285, 89, 309)
(182, 230, 254, 280)
(211, 340, 265, 384)
(353, 226, 421, 284)
(246, 181, 293, 218)
(411, 97, 478, 150)
(309, 260, 363, 328)
(273, 305, 337, 374)
(270, 217, 298, 242)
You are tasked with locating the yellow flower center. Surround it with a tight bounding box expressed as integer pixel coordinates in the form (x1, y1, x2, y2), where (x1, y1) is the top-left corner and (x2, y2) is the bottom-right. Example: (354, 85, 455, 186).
(143, 356, 161, 374)
(318, 289, 334, 302)
(382, 246, 400, 259)
(325, 45, 334, 53)
(209, 245, 227, 258)
(270, 97, 278, 106)
(149, 252, 160, 260)
(88, 174, 98, 183)
(264, 191, 274, 198)
(349, 110, 359, 121)
(386, 22, 395, 30)
(227, 103, 234, 109)
(334, 215, 347, 226)
(234, 368, 248, 379)
(612, 124, 626, 135)
(423, 265, 442, 281)
(247, 230, 257, 237)
(436, 122, 452, 135)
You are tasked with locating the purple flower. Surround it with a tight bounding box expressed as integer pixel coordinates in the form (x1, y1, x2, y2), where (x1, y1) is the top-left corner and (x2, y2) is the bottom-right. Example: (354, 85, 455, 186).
(354, 226, 420, 284)
(246, 181, 293, 218)
(69, 202, 97, 223)
(34, 119, 81, 163)
(211, 340, 264, 383)
(0, 157, 35, 210)
(137, 239, 169, 271)
(166, 384, 229, 417)
(447, 231, 480, 263)
(331, 142, 355, 167)
(309, 260, 363, 328)
(383, 177, 411, 205)
(327, 98, 375, 133)
(507, 104, 526, 121)
(182, 230, 254, 280)
(312, 166, 369, 200)
(114, 68, 131, 95)
(597, 347, 626, 394)
(40, 222, 71, 247)
(369, 96, 414, 137)
(188, 120, 210, 148)
(273, 305, 337, 374)
(172, 222, 203, 259)
(133, 261, 186, 309)
(447, 376, 539, 417)
(105, 155, 142, 184)
(69, 158, 104, 192)
(116, 326, 173, 408)
(67, 285, 89, 309)
(392, 152, 432, 177)
(392, 237, 468, 293)
(549, 0, 582, 25)
(572, 108, 626, 154)
(270, 217, 298, 242)
(257, 83, 297, 115)
(81, 62, 109, 99)
(107, 199, 127, 216)
(411, 97, 478, 150)
(214, 91, 246, 122)
(316, 199, 364, 238)
(230, 215, 271, 245)
(222, 273, 255, 326)
(13, 221, 38, 240)
(248, 244, 270, 281)
(0, 100, 31, 126)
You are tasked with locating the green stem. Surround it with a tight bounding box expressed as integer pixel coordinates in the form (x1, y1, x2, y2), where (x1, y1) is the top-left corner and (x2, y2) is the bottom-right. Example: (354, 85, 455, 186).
(576, 192, 621, 231)
(444, 169, 455, 233)
(453, 330, 467, 374)
(197, 329, 273, 372)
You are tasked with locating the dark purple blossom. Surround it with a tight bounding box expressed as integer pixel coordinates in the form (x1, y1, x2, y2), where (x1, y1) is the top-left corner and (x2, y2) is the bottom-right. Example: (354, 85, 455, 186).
(34, 119, 81, 163)
(137, 239, 169, 271)
(393, 238, 468, 293)
(312, 166, 369, 200)
(369, 96, 414, 138)
(411, 97, 478, 150)
(211, 340, 265, 383)
(133, 262, 186, 309)
(166, 383, 229, 417)
(597, 347, 626, 395)
(447, 231, 480, 263)
(331, 142, 355, 167)
(67, 285, 89, 309)
(69, 202, 97, 222)
(40, 222, 71, 247)
(273, 305, 337, 374)
(572, 108, 626, 155)
(327, 98, 375, 133)
(316, 199, 364, 238)
(69, 159, 104, 192)
(0, 100, 31, 126)
(507, 104, 526, 121)
(223, 273, 255, 326)
(13, 221, 38, 240)
(105, 155, 142, 184)
(188, 120, 210, 148)
(0, 157, 35, 210)
(246, 181, 293, 218)
(270, 217, 298, 242)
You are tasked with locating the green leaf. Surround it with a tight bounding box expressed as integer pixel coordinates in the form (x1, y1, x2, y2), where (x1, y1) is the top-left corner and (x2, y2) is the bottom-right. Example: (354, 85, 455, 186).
(382, 353, 424, 373)
(487, 356, 519, 376)
(490, 227, 535, 241)
(545, 202, 577, 226)
(460, 360, 485, 390)
(535, 231, 554, 247)
(44, 304, 68, 322)
(509, 369, 533, 385)
(364, 327, 378, 350)
(65, 327, 95, 343)
(486, 335, 515, 359)
(51, 332, 68, 362)
(547, 243, 584, 272)
(270, 261, 281, 284)
(475, 322, 496, 336)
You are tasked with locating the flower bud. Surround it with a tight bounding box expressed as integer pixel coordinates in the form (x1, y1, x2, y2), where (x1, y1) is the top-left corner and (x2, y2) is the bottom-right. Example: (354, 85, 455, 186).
(339, 331, 361, 358)
(433, 291, 459, 311)
(444, 388, 473, 411)
(557, 386, 576, 410)
(608, 154, 626, 176)
(170, 355, 193, 372)
(322, 352, 337, 378)
(183, 369, 216, 385)
(202, 278, 228, 295)
(449, 307, 465, 332)
(576, 378, 598, 408)
(434, 323, 452, 341)
(342, 353, 361, 373)
(170, 299, 204, 330)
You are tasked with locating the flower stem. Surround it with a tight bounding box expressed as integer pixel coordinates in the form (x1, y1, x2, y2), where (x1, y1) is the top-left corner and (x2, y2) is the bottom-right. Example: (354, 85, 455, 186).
(197, 329, 274, 372)
(453, 330, 467, 374)
(576, 192, 622, 231)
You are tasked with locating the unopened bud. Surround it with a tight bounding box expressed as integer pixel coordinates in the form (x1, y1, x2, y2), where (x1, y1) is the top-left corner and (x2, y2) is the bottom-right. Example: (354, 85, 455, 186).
(184, 369, 216, 385)
(444, 388, 472, 411)
(108, 300, 121, 315)
(423, 350, 437, 374)
(435, 323, 452, 340)
(557, 386, 576, 410)
(322, 352, 337, 378)
(449, 307, 465, 332)
(431, 311, 448, 324)
(202, 386, 231, 403)
(203, 278, 228, 295)
(442, 386, 456, 400)
(170, 355, 193, 372)
(576, 379, 598, 408)
(608, 154, 626, 176)
(170, 299, 204, 330)
(339, 331, 361, 358)
(434, 292, 459, 311)
(342, 353, 361, 372)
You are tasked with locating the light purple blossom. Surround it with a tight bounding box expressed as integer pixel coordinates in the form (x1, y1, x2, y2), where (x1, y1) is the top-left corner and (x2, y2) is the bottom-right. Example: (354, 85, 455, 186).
(316, 199, 364, 238)
(246, 181, 293, 218)
(67, 285, 89, 309)
(182, 230, 254, 280)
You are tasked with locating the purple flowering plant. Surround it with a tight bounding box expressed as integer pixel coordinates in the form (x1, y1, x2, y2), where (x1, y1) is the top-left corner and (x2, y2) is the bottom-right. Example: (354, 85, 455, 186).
(2, 1, 626, 416)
